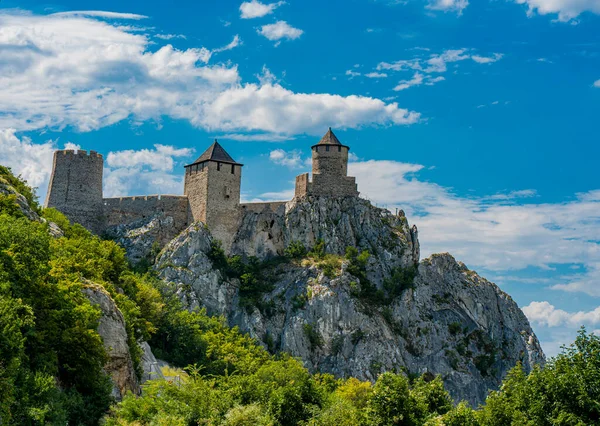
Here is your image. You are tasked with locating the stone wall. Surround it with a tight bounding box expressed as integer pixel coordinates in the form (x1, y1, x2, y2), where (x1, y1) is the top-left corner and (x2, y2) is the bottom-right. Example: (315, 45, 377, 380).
(103, 195, 189, 229)
(185, 161, 242, 251)
(45, 150, 104, 233)
(294, 145, 359, 198)
(184, 162, 209, 223)
(295, 173, 311, 197)
(312, 144, 349, 177)
(240, 201, 287, 213)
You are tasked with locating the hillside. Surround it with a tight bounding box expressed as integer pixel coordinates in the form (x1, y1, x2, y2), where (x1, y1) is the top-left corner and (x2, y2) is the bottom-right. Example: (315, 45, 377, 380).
(4, 165, 600, 425)
(127, 195, 544, 405)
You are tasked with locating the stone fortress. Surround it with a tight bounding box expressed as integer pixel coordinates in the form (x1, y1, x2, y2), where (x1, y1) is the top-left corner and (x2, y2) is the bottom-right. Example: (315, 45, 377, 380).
(45, 128, 359, 249)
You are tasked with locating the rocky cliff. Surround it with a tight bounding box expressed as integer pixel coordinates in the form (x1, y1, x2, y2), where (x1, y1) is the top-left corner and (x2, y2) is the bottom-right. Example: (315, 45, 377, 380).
(148, 195, 544, 406)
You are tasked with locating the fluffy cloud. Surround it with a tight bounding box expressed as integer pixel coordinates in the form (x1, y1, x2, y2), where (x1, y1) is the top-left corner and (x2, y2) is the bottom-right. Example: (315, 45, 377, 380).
(0, 129, 70, 199)
(269, 149, 308, 168)
(426, 0, 469, 14)
(258, 21, 303, 41)
(262, 154, 600, 297)
(239, 1, 285, 19)
(594, 79, 600, 88)
(0, 11, 415, 140)
(513, 0, 600, 21)
(523, 301, 600, 328)
(104, 145, 194, 197)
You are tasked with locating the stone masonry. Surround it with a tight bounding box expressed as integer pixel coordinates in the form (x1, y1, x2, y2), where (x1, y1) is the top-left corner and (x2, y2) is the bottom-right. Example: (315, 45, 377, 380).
(45, 129, 360, 251)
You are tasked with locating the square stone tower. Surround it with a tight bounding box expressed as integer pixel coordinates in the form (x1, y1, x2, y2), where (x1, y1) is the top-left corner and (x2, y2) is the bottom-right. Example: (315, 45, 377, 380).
(184, 140, 243, 248)
(295, 128, 359, 198)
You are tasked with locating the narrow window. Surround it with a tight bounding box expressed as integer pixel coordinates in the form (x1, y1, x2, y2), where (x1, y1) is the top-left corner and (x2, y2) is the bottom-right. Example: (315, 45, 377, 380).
(217, 163, 221, 171)
(338, 146, 341, 152)
(231, 164, 235, 174)
(326, 145, 330, 152)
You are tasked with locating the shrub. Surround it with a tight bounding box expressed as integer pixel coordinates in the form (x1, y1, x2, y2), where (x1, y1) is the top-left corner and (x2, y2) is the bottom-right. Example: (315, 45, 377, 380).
(303, 324, 323, 351)
(448, 322, 462, 335)
(285, 241, 307, 259)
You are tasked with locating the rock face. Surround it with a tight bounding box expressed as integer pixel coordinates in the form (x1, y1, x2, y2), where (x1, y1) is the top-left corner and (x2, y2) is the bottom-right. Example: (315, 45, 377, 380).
(104, 213, 188, 266)
(155, 196, 544, 406)
(82, 283, 140, 400)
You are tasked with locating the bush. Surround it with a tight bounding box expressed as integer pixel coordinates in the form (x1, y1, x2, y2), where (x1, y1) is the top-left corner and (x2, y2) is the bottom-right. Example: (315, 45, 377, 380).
(303, 323, 323, 351)
(448, 322, 462, 335)
(285, 241, 307, 259)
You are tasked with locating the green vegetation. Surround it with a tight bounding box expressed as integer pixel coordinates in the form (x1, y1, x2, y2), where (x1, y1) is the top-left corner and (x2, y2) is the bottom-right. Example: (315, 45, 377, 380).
(4, 168, 600, 426)
(208, 241, 280, 313)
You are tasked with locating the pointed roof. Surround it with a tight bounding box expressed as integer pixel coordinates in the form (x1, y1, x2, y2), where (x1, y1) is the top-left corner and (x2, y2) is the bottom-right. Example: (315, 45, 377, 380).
(186, 140, 243, 167)
(312, 127, 349, 149)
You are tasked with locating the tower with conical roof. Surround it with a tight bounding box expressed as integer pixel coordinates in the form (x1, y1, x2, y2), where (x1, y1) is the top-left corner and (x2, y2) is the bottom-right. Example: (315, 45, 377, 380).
(295, 128, 359, 198)
(184, 140, 243, 247)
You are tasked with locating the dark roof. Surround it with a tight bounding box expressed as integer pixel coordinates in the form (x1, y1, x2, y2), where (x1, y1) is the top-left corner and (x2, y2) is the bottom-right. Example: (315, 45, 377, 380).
(312, 128, 349, 149)
(186, 140, 243, 167)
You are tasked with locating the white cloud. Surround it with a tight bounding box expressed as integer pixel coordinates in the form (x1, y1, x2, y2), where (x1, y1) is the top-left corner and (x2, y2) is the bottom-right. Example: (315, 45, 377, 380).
(472, 53, 504, 64)
(426, 0, 469, 14)
(394, 72, 425, 91)
(155, 33, 187, 40)
(0, 11, 419, 139)
(365, 72, 388, 78)
(258, 21, 303, 41)
(239, 0, 285, 19)
(346, 70, 361, 78)
(513, 0, 600, 21)
(376, 48, 502, 89)
(269, 149, 307, 168)
(594, 79, 600, 88)
(523, 301, 600, 328)
(50, 10, 148, 19)
(104, 144, 194, 197)
(0, 129, 69, 199)
(213, 35, 242, 53)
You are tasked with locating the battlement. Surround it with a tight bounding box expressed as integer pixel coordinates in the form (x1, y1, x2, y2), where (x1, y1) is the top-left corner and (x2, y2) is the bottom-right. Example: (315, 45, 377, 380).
(55, 149, 103, 159)
(45, 128, 359, 246)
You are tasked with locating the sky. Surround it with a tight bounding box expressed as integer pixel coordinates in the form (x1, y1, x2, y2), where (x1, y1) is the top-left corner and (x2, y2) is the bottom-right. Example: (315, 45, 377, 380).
(0, 0, 599, 357)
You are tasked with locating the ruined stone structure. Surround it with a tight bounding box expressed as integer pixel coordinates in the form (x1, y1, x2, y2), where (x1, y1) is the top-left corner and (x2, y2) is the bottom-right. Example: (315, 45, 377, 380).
(45, 128, 359, 249)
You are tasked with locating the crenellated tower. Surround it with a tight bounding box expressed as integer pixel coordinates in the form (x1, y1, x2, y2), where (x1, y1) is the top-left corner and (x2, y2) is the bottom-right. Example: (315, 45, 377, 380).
(295, 128, 359, 198)
(45, 150, 104, 233)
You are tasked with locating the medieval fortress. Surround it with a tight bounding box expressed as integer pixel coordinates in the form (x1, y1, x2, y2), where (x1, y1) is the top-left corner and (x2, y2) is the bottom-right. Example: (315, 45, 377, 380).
(45, 128, 359, 249)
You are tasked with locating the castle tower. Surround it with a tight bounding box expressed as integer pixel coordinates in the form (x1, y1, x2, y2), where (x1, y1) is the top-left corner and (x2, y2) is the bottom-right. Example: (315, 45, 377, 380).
(184, 140, 243, 248)
(295, 128, 359, 198)
(45, 150, 104, 233)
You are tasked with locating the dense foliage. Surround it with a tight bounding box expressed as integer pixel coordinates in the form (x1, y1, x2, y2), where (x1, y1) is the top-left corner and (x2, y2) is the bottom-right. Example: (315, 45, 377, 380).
(2, 168, 600, 425)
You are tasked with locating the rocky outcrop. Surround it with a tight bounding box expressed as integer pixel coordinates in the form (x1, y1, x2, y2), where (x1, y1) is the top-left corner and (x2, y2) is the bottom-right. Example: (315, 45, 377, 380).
(104, 213, 188, 266)
(155, 196, 544, 406)
(82, 283, 140, 400)
(0, 178, 40, 221)
(140, 341, 165, 383)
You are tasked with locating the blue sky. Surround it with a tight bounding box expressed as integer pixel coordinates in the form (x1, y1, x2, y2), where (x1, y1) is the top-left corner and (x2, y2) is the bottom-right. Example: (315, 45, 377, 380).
(0, 0, 599, 356)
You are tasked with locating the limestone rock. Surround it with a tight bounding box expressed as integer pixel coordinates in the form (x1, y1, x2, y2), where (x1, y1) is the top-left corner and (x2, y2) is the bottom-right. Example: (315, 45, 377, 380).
(140, 341, 165, 383)
(104, 213, 188, 265)
(155, 196, 544, 406)
(82, 283, 140, 400)
(0, 179, 40, 221)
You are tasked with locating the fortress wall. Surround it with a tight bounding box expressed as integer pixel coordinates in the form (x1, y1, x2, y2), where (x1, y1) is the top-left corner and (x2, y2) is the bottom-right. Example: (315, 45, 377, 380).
(204, 162, 242, 251)
(45, 150, 104, 233)
(103, 195, 189, 228)
(311, 174, 358, 197)
(312, 145, 349, 177)
(184, 162, 209, 223)
(240, 201, 287, 213)
(295, 173, 311, 197)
